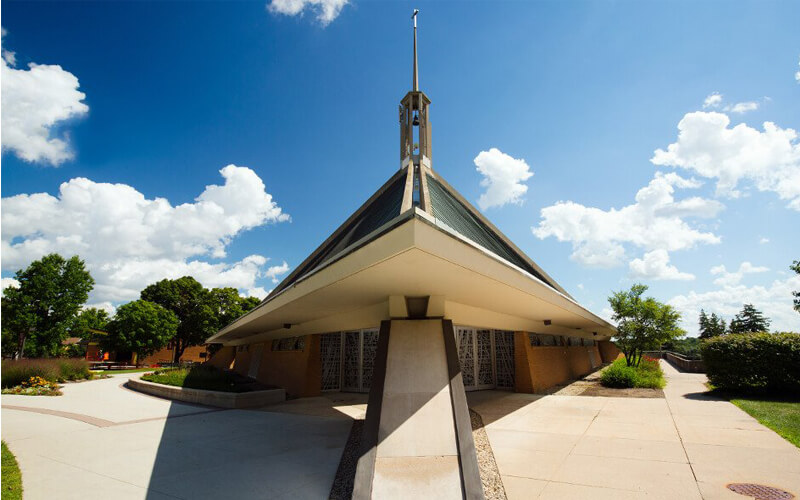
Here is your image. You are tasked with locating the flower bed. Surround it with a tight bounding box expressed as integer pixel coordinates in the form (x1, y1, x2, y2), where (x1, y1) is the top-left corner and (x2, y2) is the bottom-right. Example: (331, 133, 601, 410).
(1, 358, 91, 388)
(1, 376, 61, 396)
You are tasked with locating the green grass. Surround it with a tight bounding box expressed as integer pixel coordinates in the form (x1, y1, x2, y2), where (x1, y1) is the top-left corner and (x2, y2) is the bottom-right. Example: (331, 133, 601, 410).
(2, 441, 22, 500)
(730, 398, 800, 448)
(600, 357, 665, 389)
(92, 367, 154, 374)
(141, 365, 245, 393)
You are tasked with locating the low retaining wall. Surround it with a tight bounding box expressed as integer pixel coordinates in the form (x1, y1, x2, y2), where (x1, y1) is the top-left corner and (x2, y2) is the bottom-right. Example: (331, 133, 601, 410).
(127, 378, 285, 409)
(644, 351, 706, 373)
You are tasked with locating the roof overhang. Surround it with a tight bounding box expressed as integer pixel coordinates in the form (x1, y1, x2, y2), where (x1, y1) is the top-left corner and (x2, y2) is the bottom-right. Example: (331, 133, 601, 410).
(208, 209, 616, 346)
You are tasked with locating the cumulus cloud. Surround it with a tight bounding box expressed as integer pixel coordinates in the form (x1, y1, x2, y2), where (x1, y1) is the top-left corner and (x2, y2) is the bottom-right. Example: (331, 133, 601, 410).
(267, 0, 349, 26)
(533, 172, 723, 268)
(759, 237, 770, 244)
(629, 249, 695, 281)
(1, 31, 88, 166)
(795, 56, 800, 83)
(724, 101, 759, 114)
(1, 165, 290, 303)
(1, 277, 20, 297)
(669, 269, 800, 335)
(703, 92, 722, 109)
(264, 261, 290, 283)
(474, 148, 534, 210)
(651, 111, 800, 209)
(710, 261, 769, 287)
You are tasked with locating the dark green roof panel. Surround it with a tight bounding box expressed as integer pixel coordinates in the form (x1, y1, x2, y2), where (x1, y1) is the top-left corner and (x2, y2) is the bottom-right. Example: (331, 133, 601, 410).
(426, 174, 555, 290)
(270, 172, 406, 295)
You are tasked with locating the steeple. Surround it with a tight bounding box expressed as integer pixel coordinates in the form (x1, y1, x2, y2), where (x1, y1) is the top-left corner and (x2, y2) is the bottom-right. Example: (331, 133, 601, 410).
(399, 9, 431, 169)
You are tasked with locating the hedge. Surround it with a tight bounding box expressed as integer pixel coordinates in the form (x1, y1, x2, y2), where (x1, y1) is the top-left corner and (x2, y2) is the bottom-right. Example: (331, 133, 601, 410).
(1, 358, 91, 388)
(700, 332, 800, 394)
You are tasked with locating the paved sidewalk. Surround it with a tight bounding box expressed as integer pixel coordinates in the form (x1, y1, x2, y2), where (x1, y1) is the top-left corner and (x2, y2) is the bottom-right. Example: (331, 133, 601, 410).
(469, 360, 800, 500)
(1, 373, 353, 499)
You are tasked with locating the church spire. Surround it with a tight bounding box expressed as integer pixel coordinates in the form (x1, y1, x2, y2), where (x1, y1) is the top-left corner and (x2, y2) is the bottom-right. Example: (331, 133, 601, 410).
(412, 9, 419, 92)
(399, 9, 431, 168)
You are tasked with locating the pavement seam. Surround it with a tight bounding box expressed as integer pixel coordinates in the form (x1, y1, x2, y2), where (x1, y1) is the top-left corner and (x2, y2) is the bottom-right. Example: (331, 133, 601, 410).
(503, 474, 642, 494)
(535, 396, 608, 499)
(2, 404, 225, 429)
(662, 364, 706, 500)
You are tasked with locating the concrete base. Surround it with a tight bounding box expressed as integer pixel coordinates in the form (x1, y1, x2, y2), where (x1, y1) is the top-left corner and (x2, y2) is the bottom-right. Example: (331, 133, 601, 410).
(127, 378, 285, 409)
(354, 319, 482, 499)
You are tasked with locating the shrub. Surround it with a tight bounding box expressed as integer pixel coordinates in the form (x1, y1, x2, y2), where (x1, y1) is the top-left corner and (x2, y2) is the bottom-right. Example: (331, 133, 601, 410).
(701, 332, 800, 394)
(142, 365, 244, 392)
(1, 358, 90, 388)
(601, 360, 637, 388)
(601, 357, 665, 389)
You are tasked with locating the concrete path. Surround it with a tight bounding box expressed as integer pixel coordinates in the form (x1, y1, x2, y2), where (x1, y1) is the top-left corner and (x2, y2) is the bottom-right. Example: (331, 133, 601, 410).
(469, 360, 800, 500)
(1, 373, 354, 499)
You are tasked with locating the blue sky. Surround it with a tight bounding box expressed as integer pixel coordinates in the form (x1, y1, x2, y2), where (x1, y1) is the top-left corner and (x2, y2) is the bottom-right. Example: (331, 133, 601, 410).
(2, 0, 799, 334)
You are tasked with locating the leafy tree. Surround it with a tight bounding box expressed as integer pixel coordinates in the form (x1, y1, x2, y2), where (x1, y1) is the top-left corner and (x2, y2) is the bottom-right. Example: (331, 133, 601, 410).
(106, 300, 178, 363)
(608, 283, 685, 367)
(208, 287, 260, 329)
(792, 260, 800, 313)
(71, 307, 110, 336)
(140, 277, 216, 362)
(729, 304, 771, 333)
(0, 254, 94, 358)
(698, 310, 709, 338)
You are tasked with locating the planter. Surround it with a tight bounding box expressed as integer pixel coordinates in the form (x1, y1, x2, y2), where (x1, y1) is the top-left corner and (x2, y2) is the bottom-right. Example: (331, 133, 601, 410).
(127, 377, 285, 409)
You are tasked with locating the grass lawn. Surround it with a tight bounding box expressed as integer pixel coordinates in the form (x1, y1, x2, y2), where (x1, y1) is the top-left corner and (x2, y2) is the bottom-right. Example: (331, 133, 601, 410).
(730, 398, 800, 448)
(91, 367, 155, 374)
(2, 441, 22, 500)
(141, 365, 246, 392)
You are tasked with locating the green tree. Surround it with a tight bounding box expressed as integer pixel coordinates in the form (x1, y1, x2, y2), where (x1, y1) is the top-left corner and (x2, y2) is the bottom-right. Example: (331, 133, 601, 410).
(0, 254, 94, 358)
(708, 313, 727, 337)
(698, 309, 710, 339)
(729, 304, 771, 333)
(71, 307, 110, 336)
(140, 277, 216, 362)
(106, 300, 178, 363)
(792, 260, 800, 313)
(208, 287, 261, 329)
(608, 283, 685, 367)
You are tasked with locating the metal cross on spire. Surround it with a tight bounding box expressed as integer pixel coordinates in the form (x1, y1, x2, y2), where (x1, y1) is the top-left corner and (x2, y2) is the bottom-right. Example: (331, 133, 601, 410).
(412, 9, 419, 92)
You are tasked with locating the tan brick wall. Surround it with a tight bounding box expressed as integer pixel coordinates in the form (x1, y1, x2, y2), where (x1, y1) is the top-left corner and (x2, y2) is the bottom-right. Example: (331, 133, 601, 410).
(566, 346, 593, 378)
(232, 344, 255, 377)
(205, 346, 235, 370)
(598, 340, 621, 363)
(513, 332, 534, 393)
(514, 333, 602, 393)
(138, 344, 209, 366)
(254, 335, 321, 399)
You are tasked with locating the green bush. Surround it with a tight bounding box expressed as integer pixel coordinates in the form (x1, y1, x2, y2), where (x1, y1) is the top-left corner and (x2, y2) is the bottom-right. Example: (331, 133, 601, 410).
(600, 357, 665, 389)
(1, 358, 90, 388)
(701, 332, 800, 394)
(601, 361, 637, 388)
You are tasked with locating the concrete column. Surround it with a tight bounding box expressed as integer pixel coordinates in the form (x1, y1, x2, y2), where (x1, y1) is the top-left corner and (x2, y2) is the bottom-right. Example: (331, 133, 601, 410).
(354, 319, 483, 499)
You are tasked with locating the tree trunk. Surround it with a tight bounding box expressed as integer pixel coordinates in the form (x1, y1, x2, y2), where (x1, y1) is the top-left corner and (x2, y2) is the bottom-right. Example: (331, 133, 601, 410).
(173, 339, 185, 364)
(15, 330, 28, 360)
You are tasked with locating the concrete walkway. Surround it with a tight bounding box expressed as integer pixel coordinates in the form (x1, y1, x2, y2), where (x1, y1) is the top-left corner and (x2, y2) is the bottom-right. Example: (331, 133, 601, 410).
(1, 373, 354, 499)
(469, 360, 800, 500)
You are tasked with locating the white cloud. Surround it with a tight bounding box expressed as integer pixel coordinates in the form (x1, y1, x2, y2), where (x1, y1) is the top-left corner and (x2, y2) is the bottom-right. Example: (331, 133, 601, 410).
(246, 287, 269, 300)
(84, 302, 116, 316)
(710, 261, 769, 287)
(1, 277, 20, 297)
(668, 271, 800, 335)
(1, 165, 290, 303)
(1, 33, 88, 166)
(264, 261, 290, 283)
(533, 172, 722, 268)
(703, 92, 722, 108)
(723, 101, 759, 114)
(759, 237, 770, 244)
(795, 56, 800, 83)
(629, 249, 695, 281)
(576, 283, 584, 290)
(651, 111, 800, 210)
(267, 0, 348, 26)
(474, 148, 534, 210)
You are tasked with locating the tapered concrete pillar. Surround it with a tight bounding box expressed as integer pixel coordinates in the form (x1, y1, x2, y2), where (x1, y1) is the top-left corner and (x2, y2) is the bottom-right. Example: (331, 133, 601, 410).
(353, 319, 483, 499)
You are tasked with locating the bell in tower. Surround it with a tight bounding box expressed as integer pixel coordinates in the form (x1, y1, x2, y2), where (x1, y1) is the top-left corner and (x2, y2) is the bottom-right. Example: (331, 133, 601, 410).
(399, 9, 432, 169)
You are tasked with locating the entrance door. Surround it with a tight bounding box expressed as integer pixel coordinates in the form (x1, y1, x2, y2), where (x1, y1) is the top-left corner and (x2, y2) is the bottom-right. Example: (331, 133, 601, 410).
(342, 329, 378, 393)
(456, 327, 495, 391)
(320, 333, 343, 391)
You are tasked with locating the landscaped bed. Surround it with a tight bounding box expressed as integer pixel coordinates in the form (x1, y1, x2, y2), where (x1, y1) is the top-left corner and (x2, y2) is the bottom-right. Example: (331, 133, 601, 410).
(141, 364, 269, 393)
(600, 356, 665, 389)
(1, 358, 93, 396)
